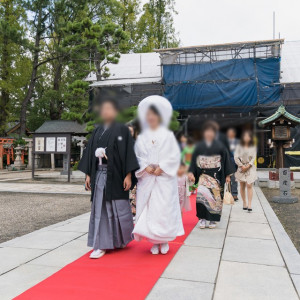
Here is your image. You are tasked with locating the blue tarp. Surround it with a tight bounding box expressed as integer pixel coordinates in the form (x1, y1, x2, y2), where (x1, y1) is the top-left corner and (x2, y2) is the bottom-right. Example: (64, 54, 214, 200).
(163, 57, 281, 110)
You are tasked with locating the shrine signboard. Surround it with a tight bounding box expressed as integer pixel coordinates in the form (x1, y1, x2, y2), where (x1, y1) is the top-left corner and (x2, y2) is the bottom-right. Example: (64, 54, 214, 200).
(273, 125, 289, 140)
(32, 133, 72, 182)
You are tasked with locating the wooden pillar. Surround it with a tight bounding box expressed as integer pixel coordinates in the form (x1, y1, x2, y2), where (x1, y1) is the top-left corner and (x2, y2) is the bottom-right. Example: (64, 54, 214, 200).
(7, 151, 10, 165)
(276, 141, 284, 169)
(0, 145, 3, 169)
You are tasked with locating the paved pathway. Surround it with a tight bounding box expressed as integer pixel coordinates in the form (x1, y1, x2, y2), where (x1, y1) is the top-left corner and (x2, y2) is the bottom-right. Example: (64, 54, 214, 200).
(148, 187, 300, 300)
(0, 214, 90, 300)
(0, 187, 299, 299)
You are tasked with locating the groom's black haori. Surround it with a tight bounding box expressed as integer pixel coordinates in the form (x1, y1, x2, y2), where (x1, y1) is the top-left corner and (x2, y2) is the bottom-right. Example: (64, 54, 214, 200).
(78, 122, 139, 202)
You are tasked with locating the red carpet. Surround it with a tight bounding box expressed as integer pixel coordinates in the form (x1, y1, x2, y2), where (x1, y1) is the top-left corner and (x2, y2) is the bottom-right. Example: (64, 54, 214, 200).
(15, 195, 197, 300)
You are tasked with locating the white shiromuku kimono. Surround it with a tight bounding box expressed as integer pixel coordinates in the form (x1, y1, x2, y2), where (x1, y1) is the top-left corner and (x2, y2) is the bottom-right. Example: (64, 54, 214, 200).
(133, 96, 185, 244)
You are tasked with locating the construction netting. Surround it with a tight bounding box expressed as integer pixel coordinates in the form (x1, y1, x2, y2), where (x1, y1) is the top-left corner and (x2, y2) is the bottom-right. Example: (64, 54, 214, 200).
(163, 57, 281, 111)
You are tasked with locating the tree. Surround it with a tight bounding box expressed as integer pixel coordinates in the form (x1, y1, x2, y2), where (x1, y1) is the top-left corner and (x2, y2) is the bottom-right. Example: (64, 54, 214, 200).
(1, 0, 180, 135)
(0, 0, 26, 134)
(19, 0, 51, 136)
(137, 0, 179, 52)
(117, 0, 141, 52)
(41, 0, 90, 120)
(64, 17, 129, 82)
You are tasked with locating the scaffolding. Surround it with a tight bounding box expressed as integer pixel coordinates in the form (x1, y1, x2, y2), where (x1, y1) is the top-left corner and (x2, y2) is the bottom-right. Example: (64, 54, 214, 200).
(156, 39, 284, 65)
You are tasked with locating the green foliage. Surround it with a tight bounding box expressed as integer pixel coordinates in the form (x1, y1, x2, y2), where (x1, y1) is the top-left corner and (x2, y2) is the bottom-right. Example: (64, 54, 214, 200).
(115, 0, 141, 52)
(61, 112, 85, 124)
(0, 0, 180, 134)
(0, 0, 28, 134)
(72, 161, 79, 171)
(189, 183, 198, 192)
(169, 110, 180, 131)
(13, 138, 26, 147)
(85, 118, 102, 139)
(136, 0, 179, 52)
(64, 15, 129, 81)
(117, 106, 138, 123)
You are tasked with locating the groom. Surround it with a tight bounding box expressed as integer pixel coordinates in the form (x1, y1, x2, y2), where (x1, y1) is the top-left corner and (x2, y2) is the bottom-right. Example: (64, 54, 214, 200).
(78, 98, 139, 259)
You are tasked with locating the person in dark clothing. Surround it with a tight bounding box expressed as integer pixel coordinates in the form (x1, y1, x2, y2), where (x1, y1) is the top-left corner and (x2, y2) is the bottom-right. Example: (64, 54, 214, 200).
(78, 99, 139, 259)
(227, 127, 239, 201)
(188, 121, 234, 229)
(210, 120, 231, 152)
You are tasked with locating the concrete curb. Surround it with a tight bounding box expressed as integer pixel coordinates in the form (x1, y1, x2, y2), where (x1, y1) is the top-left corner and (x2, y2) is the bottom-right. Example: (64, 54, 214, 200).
(256, 187, 300, 297)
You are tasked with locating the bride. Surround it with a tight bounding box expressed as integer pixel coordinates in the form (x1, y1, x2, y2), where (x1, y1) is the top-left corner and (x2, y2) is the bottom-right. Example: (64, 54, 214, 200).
(133, 95, 184, 255)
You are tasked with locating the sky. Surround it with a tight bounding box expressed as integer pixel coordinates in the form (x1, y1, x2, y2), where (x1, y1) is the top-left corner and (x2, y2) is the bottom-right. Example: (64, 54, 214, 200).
(148, 0, 300, 47)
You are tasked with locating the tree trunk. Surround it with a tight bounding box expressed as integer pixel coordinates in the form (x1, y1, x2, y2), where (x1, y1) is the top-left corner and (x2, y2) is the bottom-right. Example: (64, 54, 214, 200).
(156, 0, 163, 49)
(50, 62, 63, 119)
(0, 1, 10, 135)
(96, 58, 102, 81)
(122, 0, 127, 31)
(19, 8, 42, 137)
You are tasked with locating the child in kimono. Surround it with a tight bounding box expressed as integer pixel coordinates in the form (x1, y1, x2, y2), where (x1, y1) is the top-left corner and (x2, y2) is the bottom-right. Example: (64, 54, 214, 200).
(177, 162, 191, 214)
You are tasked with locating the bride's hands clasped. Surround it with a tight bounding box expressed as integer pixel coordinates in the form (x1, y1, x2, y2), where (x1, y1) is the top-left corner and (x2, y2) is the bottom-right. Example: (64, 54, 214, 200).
(153, 167, 163, 176)
(145, 166, 155, 174)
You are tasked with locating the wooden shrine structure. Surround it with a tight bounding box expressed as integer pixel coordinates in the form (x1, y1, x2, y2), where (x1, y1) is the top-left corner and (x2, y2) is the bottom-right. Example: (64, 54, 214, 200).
(0, 138, 14, 169)
(259, 105, 300, 168)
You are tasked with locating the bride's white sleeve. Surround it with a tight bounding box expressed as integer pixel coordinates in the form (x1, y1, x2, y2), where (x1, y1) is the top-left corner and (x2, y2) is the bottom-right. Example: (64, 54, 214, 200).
(159, 132, 181, 177)
(134, 136, 149, 178)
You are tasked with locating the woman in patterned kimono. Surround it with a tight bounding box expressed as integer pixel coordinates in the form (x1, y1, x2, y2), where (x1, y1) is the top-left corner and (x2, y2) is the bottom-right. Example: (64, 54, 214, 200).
(188, 121, 234, 229)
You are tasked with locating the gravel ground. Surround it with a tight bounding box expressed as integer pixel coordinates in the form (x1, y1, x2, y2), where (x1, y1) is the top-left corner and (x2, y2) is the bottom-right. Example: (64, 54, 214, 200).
(0, 192, 90, 243)
(261, 188, 300, 253)
(0, 170, 35, 180)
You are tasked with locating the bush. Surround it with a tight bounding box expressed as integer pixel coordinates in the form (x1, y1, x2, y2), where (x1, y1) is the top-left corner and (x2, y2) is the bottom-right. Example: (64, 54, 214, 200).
(13, 138, 26, 147)
(72, 161, 79, 171)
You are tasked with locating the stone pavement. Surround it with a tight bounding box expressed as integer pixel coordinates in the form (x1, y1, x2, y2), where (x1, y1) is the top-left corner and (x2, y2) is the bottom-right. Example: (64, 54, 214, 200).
(148, 187, 300, 300)
(0, 213, 91, 300)
(0, 187, 299, 299)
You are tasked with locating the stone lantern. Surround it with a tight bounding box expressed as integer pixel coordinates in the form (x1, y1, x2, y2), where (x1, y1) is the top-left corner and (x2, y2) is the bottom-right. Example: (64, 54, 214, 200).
(9, 144, 26, 170)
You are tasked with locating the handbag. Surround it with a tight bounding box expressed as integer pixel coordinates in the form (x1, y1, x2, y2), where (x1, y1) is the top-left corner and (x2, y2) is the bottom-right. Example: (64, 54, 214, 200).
(223, 182, 234, 205)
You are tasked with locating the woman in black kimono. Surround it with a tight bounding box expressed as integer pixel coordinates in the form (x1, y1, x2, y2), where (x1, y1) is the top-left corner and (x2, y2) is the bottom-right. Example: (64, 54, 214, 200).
(188, 121, 234, 229)
(78, 99, 139, 259)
